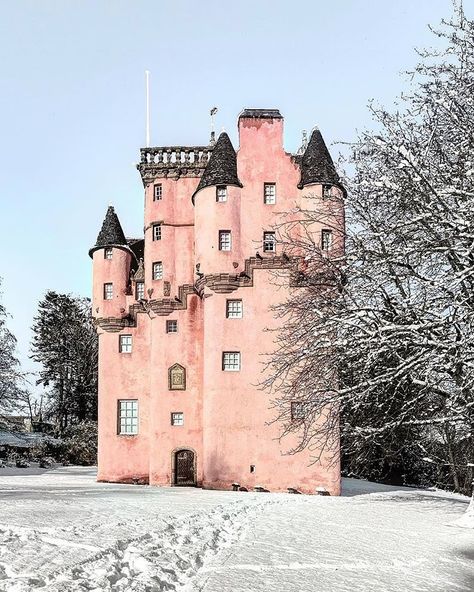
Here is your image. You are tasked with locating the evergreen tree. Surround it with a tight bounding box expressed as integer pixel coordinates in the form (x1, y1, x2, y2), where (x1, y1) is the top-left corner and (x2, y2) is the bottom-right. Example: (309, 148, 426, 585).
(0, 279, 26, 416)
(30, 291, 98, 432)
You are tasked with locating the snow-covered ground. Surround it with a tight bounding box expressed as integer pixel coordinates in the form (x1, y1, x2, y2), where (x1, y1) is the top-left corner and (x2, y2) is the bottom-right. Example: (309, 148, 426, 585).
(0, 466, 472, 591)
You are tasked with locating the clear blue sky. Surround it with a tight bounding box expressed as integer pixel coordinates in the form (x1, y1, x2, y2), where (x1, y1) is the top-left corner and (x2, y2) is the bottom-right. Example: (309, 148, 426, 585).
(0, 0, 462, 386)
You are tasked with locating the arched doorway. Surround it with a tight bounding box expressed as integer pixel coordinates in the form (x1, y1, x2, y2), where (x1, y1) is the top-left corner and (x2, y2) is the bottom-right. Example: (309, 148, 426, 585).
(174, 449, 196, 486)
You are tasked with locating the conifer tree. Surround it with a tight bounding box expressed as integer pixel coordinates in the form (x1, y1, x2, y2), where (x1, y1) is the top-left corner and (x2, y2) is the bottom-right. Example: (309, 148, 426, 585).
(30, 291, 98, 432)
(0, 279, 26, 416)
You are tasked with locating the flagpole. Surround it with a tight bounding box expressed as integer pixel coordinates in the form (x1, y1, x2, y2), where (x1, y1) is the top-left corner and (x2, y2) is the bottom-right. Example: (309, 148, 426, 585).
(145, 70, 151, 147)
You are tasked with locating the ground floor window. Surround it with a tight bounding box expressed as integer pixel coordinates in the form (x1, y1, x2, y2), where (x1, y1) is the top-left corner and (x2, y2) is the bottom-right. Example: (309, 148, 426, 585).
(118, 400, 138, 434)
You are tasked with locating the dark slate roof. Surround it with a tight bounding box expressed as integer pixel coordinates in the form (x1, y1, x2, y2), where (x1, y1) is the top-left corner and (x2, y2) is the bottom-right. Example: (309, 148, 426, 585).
(89, 206, 128, 257)
(192, 132, 242, 202)
(239, 109, 282, 119)
(128, 238, 144, 262)
(298, 128, 342, 189)
(0, 430, 60, 448)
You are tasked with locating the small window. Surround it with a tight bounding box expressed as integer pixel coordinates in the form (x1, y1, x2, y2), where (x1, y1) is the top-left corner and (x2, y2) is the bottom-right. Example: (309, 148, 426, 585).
(104, 248, 113, 260)
(171, 412, 184, 426)
(153, 224, 162, 241)
(322, 184, 332, 199)
(263, 232, 276, 253)
(154, 184, 163, 201)
(222, 351, 241, 371)
(226, 300, 243, 319)
(291, 401, 307, 420)
(321, 229, 333, 251)
(166, 320, 178, 333)
(135, 281, 145, 300)
(264, 183, 276, 204)
(250, 465, 256, 473)
(216, 186, 227, 202)
(118, 400, 138, 435)
(119, 334, 132, 353)
(219, 230, 231, 251)
(104, 283, 113, 300)
(152, 261, 163, 280)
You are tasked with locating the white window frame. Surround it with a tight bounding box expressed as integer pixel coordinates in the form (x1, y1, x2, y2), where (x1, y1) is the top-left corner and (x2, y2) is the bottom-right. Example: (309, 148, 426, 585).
(264, 183, 276, 204)
(154, 184, 163, 201)
(153, 224, 162, 241)
(216, 186, 227, 203)
(322, 184, 332, 199)
(118, 399, 138, 435)
(222, 351, 241, 371)
(226, 300, 243, 319)
(119, 334, 132, 354)
(104, 247, 113, 260)
(135, 281, 145, 300)
(171, 412, 184, 426)
(166, 319, 178, 333)
(291, 401, 307, 420)
(104, 283, 113, 300)
(263, 232, 276, 253)
(152, 261, 163, 280)
(321, 229, 333, 251)
(219, 230, 231, 251)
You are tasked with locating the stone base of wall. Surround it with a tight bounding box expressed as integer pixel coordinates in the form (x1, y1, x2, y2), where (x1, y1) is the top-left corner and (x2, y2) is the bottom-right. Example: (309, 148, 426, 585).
(97, 473, 150, 485)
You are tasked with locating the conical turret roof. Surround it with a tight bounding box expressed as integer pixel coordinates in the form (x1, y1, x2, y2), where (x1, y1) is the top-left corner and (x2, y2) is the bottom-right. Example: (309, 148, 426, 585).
(89, 206, 128, 257)
(298, 128, 341, 189)
(192, 132, 242, 202)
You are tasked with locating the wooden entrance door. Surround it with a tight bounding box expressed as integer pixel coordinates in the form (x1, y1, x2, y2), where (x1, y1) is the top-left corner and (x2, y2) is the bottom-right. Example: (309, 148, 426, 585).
(175, 449, 195, 486)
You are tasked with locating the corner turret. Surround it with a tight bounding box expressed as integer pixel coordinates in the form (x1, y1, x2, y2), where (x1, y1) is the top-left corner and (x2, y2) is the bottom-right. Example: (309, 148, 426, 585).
(297, 128, 344, 193)
(192, 133, 242, 203)
(89, 205, 129, 257)
(90, 206, 133, 320)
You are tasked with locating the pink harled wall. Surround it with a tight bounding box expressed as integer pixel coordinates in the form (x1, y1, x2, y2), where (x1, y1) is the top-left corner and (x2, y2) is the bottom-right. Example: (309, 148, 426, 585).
(92, 110, 342, 495)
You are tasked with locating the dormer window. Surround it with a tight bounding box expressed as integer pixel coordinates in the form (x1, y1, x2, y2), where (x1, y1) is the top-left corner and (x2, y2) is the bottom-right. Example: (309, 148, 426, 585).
(219, 230, 231, 251)
(322, 184, 332, 199)
(104, 248, 113, 260)
(153, 184, 162, 201)
(153, 224, 162, 241)
(216, 186, 227, 203)
(135, 281, 145, 300)
(264, 183, 276, 204)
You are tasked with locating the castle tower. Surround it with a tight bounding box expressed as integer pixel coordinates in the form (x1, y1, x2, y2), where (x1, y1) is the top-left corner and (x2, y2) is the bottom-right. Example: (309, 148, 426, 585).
(90, 109, 343, 494)
(89, 205, 133, 319)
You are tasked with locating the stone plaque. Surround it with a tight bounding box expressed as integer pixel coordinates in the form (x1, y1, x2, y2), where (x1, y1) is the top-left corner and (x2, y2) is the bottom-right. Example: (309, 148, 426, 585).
(168, 363, 186, 390)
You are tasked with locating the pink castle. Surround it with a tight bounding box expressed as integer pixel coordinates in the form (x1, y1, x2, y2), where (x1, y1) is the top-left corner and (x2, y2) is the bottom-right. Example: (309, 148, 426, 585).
(90, 109, 343, 495)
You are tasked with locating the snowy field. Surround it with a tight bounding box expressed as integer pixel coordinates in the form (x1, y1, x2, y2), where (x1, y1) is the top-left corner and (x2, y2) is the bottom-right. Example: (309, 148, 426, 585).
(0, 467, 472, 591)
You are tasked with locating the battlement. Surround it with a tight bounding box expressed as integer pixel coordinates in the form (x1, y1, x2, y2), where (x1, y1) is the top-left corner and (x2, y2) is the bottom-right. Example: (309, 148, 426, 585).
(137, 145, 214, 185)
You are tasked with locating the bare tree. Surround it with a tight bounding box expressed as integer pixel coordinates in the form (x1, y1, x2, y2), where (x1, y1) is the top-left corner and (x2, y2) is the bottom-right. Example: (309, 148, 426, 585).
(0, 279, 27, 419)
(265, 3, 474, 505)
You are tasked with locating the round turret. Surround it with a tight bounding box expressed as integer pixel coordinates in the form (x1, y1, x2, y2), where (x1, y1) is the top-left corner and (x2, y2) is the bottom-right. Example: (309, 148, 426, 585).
(193, 133, 243, 274)
(89, 206, 134, 318)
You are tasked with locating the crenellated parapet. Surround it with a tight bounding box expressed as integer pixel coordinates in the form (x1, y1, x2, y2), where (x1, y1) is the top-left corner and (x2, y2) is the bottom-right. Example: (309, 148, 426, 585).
(137, 146, 214, 185)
